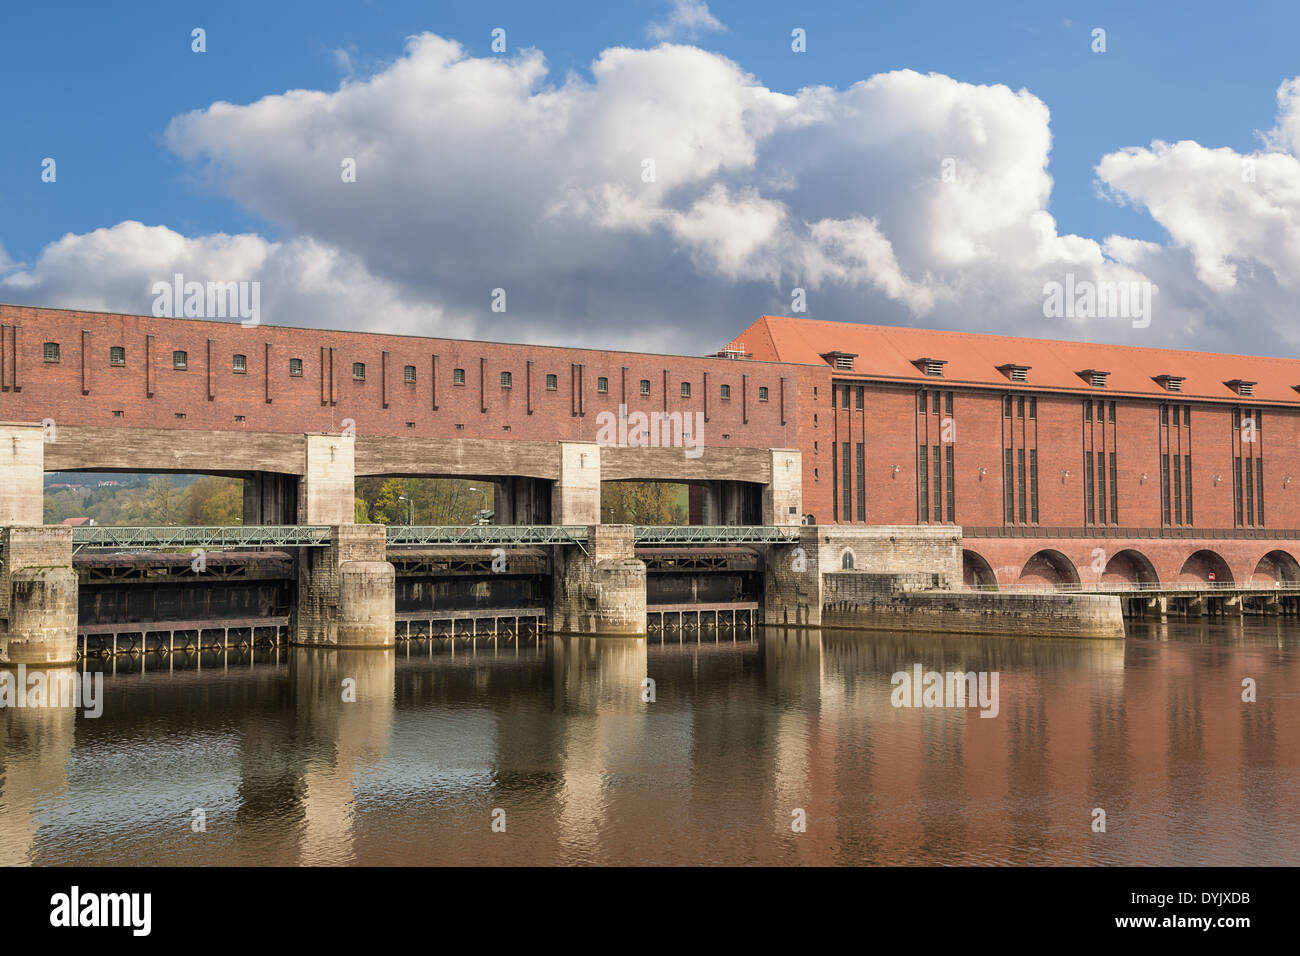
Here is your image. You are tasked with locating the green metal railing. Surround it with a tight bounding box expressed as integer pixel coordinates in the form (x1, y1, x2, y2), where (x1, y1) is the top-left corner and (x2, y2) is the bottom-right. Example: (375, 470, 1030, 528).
(386, 525, 591, 547)
(71, 525, 333, 554)
(633, 525, 801, 544)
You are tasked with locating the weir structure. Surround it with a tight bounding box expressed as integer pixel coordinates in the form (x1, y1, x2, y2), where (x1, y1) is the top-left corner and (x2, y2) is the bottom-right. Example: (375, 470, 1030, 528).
(20, 302, 1300, 654)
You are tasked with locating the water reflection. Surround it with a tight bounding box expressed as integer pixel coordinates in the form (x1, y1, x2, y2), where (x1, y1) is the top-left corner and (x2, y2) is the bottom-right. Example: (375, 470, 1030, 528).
(0, 619, 1296, 866)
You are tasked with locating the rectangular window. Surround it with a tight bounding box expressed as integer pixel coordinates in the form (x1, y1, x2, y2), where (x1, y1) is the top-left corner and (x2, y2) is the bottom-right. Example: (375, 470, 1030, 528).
(1108, 401, 1116, 423)
(856, 386, 864, 410)
(43, 342, 59, 362)
(1161, 404, 1168, 425)
(919, 445, 930, 523)
(1184, 454, 1192, 525)
(1233, 456, 1243, 526)
(640, 379, 651, 396)
(843, 442, 853, 521)
(1161, 454, 1171, 525)
(1029, 397, 1037, 419)
(1003, 395, 1012, 417)
(1084, 401, 1092, 422)
(1110, 452, 1119, 524)
(547, 373, 559, 391)
(944, 391, 953, 416)
(353, 362, 366, 380)
(759, 386, 769, 402)
(932, 391, 940, 414)
(842, 384, 850, 408)
(1172, 405, 1180, 427)
(173, 350, 188, 369)
(1085, 452, 1096, 524)
(1173, 454, 1183, 524)
(290, 358, 303, 376)
(933, 447, 943, 522)
(1097, 451, 1106, 524)
(945, 445, 955, 522)
(500, 371, 512, 389)
(680, 382, 690, 398)
(1017, 395, 1025, 418)
(110, 346, 126, 366)
(1257, 458, 1265, 526)
(832, 443, 838, 521)
(721, 384, 731, 400)
(856, 443, 866, 521)
(1245, 456, 1255, 525)
(597, 377, 609, 393)
(233, 354, 247, 373)
(921, 391, 929, 414)
(1004, 448, 1014, 523)
(1017, 448, 1027, 523)
(1030, 449, 1040, 523)
(454, 367, 466, 385)
(404, 365, 417, 383)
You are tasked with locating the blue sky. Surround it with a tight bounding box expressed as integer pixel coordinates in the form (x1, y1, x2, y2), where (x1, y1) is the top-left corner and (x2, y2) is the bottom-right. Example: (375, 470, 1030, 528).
(4, 0, 1300, 355)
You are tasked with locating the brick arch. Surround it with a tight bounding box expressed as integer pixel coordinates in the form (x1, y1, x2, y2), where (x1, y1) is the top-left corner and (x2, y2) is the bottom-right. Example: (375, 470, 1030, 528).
(1248, 549, 1300, 584)
(962, 549, 998, 590)
(1102, 548, 1160, 586)
(1177, 549, 1234, 584)
(1020, 549, 1080, 587)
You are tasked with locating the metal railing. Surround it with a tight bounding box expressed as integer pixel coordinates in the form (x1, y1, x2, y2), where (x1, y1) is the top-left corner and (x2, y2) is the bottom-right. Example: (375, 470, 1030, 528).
(386, 525, 591, 547)
(633, 525, 801, 544)
(72, 525, 333, 554)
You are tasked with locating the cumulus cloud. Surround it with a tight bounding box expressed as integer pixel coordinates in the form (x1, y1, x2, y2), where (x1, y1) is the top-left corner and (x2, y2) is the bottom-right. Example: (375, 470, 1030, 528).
(5, 32, 1300, 357)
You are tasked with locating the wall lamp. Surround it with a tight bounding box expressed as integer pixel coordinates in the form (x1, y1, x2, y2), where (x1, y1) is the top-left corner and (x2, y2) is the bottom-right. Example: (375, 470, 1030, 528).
(977, 466, 987, 480)
(1213, 473, 1223, 486)
(1060, 469, 1071, 482)
(1139, 472, 1148, 484)
(1285, 475, 1293, 488)
(891, 464, 901, 477)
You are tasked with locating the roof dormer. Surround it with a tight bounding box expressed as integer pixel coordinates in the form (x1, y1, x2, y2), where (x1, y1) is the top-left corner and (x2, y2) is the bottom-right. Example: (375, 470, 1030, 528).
(1226, 379, 1256, 397)
(1077, 369, 1109, 388)
(997, 363, 1031, 384)
(1154, 374, 1185, 393)
(821, 351, 858, 372)
(913, 357, 947, 377)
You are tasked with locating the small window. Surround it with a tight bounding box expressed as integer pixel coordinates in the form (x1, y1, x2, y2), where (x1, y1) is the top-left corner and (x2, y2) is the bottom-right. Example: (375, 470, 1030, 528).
(232, 353, 247, 373)
(43, 342, 59, 362)
(546, 373, 558, 391)
(110, 346, 125, 366)
(681, 382, 691, 398)
(856, 386, 864, 410)
(289, 358, 303, 376)
(404, 365, 416, 383)
(640, 379, 650, 396)
(841, 551, 855, 570)
(234, 415, 245, 423)
(406, 422, 415, 428)
(597, 377, 609, 393)
(112, 410, 124, 418)
(454, 368, 466, 386)
(353, 362, 365, 380)
(720, 384, 731, 400)
(455, 423, 465, 430)
(1029, 397, 1037, 419)
(500, 371, 512, 389)
(173, 350, 188, 369)
(759, 386, 769, 402)
(174, 412, 186, 419)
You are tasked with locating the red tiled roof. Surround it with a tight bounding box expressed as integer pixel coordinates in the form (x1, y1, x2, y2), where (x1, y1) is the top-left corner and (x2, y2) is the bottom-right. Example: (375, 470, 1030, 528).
(734, 315, 1300, 404)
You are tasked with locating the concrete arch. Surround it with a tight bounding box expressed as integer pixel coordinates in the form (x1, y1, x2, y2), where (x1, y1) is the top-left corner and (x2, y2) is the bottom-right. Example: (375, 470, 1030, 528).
(1249, 549, 1300, 584)
(1020, 549, 1080, 587)
(1177, 549, 1234, 584)
(962, 549, 998, 590)
(1102, 548, 1160, 586)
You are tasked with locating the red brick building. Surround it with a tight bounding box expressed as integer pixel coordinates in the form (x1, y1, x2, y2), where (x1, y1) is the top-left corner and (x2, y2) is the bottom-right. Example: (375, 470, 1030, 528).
(5, 303, 1300, 588)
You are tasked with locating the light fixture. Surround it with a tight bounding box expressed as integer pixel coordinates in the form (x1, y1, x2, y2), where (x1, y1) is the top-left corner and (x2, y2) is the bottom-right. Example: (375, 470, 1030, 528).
(1285, 476, 1293, 488)
(1139, 472, 1148, 484)
(977, 466, 987, 480)
(891, 464, 901, 476)
(1213, 473, 1222, 485)
(1061, 469, 1071, 481)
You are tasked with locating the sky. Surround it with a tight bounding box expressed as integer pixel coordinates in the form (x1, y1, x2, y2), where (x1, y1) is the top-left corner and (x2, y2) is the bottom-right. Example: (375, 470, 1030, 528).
(3, 0, 1300, 358)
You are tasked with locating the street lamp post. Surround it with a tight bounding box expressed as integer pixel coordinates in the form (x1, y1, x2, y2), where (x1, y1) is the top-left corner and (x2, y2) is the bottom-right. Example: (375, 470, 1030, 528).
(397, 495, 414, 525)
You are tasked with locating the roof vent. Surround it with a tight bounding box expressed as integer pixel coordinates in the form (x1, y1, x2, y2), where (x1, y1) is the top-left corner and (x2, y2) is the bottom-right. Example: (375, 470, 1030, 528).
(997, 363, 1030, 383)
(1078, 369, 1109, 388)
(1226, 379, 1255, 396)
(820, 351, 858, 372)
(913, 357, 947, 377)
(1154, 374, 1184, 393)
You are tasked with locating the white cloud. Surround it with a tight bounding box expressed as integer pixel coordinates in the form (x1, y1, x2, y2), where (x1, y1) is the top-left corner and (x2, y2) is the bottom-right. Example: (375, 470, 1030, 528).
(7, 34, 1300, 358)
(647, 0, 725, 42)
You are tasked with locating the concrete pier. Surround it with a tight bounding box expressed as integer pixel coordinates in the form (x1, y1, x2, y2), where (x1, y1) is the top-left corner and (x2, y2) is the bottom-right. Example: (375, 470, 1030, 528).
(551, 524, 646, 635)
(293, 525, 395, 647)
(1, 526, 78, 665)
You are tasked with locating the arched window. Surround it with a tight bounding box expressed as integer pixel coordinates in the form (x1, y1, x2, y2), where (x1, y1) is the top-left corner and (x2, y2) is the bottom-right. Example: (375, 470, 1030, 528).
(841, 550, 855, 570)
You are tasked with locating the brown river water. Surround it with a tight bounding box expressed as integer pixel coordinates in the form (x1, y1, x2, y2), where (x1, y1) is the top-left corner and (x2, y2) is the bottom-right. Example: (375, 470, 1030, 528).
(1, 620, 1297, 865)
